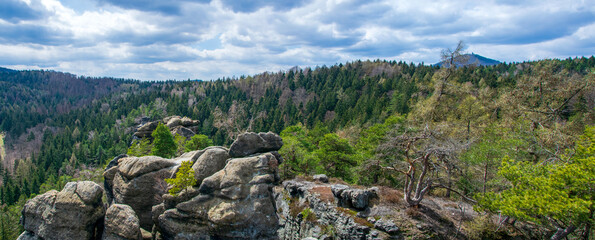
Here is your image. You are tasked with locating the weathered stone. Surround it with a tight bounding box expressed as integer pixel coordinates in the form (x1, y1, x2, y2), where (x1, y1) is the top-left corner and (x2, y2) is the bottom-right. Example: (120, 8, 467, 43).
(374, 218, 400, 235)
(104, 154, 128, 205)
(134, 121, 160, 138)
(192, 147, 229, 185)
(21, 181, 104, 240)
(229, 132, 283, 157)
(16, 231, 40, 240)
(170, 126, 195, 139)
(332, 185, 377, 210)
(117, 156, 177, 180)
(110, 156, 179, 230)
(313, 174, 329, 183)
(166, 117, 182, 128)
(159, 152, 280, 239)
(103, 204, 142, 240)
(180, 116, 199, 127)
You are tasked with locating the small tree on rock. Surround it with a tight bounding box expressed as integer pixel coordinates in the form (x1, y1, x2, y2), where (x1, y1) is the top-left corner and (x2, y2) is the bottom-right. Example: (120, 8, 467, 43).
(165, 160, 196, 196)
(151, 122, 177, 158)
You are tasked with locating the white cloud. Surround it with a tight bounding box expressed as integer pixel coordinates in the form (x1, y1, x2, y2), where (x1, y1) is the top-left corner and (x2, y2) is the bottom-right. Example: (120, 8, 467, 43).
(1, 0, 594, 80)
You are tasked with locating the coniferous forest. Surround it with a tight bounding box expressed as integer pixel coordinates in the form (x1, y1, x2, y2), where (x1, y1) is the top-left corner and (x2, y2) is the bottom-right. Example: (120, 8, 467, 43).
(0, 56, 594, 239)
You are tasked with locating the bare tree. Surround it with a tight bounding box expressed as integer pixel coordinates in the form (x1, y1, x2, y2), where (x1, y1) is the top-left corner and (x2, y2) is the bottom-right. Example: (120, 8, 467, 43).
(379, 127, 475, 207)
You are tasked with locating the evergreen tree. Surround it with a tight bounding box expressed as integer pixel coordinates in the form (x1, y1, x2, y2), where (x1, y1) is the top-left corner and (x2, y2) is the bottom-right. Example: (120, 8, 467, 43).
(151, 123, 177, 158)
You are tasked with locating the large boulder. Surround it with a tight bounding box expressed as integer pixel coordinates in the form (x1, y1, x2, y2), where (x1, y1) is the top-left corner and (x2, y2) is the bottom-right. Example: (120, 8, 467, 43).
(109, 156, 179, 230)
(20, 181, 104, 240)
(158, 152, 281, 239)
(229, 132, 283, 158)
(332, 185, 378, 210)
(133, 121, 160, 139)
(102, 204, 142, 240)
(192, 147, 230, 185)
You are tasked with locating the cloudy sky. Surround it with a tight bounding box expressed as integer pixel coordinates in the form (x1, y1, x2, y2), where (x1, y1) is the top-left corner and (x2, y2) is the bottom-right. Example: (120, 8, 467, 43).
(0, 0, 594, 80)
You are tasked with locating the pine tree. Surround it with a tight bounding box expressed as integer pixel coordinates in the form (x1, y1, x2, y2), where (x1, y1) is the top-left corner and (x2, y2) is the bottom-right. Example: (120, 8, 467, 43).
(165, 160, 196, 196)
(151, 123, 177, 158)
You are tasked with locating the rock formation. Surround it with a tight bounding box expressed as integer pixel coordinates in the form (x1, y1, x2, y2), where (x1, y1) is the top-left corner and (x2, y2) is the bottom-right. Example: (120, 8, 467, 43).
(102, 204, 142, 240)
(133, 116, 200, 140)
(229, 132, 283, 157)
(19, 181, 105, 240)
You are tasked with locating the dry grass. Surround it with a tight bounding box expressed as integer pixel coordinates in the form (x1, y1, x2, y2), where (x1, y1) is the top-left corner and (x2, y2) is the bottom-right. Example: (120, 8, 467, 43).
(337, 207, 373, 228)
(405, 206, 422, 218)
(378, 186, 403, 205)
(310, 186, 335, 203)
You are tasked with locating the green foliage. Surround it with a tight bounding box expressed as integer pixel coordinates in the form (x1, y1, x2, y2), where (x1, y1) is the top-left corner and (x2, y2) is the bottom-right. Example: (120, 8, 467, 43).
(184, 134, 213, 152)
(300, 207, 317, 222)
(151, 123, 177, 158)
(127, 138, 152, 157)
(477, 126, 595, 235)
(314, 133, 356, 182)
(165, 160, 197, 196)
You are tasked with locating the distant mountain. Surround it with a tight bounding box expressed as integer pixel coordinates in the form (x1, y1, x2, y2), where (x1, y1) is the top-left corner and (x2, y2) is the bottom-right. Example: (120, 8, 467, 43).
(435, 53, 501, 67)
(0, 67, 16, 73)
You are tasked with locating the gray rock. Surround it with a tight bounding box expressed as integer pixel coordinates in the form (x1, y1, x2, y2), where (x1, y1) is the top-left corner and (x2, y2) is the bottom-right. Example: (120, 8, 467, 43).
(111, 156, 178, 230)
(170, 126, 195, 139)
(16, 231, 41, 240)
(374, 218, 399, 235)
(134, 121, 160, 138)
(104, 154, 129, 205)
(166, 117, 182, 128)
(21, 181, 104, 240)
(333, 186, 377, 210)
(229, 132, 283, 157)
(159, 152, 281, 239)
(313, 174, 329, 183)
(192, 147, 229, 185)
(103, 204, 142, 240)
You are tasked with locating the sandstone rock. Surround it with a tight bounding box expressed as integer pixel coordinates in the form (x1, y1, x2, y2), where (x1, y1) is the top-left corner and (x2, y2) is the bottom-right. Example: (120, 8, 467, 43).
(276, 180, 377, 240)
(180, 116, 199, 127)
(134, 121, 160, 138)
(21, 181, 104, 240)
(16, 231, 40, 240)
(159, 152, 280, 239)
(166, 117, 182, 128)
(229, 132, 283, 157)
(332, 185, 377, 210)
(313, 174, 329, 183)
(192, 147, 229, 185)
(374, 218, 399, 235)
(170, 126, 195, 139)
(103, 204, 142, 240)
(110, 156, 178, 230)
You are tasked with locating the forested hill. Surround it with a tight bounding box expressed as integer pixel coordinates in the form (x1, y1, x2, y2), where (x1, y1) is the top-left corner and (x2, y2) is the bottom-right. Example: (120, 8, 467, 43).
(0, 56, 594, 239)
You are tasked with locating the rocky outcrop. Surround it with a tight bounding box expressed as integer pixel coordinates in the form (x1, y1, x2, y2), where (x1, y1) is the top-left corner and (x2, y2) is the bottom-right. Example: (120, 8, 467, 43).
(191, 146, 229, 184)
(157, 152, 281, 239)
(106, 155, 180, 230)
(276, 180, 388, 240)
(20, 181, 105, 240)
(332, 185, 378, 210)
(102, 204, 142, 240)
(229, 132, 283, 157)
(133, 116, 200, 140)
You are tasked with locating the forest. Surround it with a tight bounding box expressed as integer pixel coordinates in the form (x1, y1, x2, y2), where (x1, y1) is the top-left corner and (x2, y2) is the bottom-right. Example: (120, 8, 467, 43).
(0, 55, 594, 239)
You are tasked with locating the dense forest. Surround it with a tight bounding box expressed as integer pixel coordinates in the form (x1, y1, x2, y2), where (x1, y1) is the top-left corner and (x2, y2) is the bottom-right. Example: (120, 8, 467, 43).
(0, 56, 594, 239)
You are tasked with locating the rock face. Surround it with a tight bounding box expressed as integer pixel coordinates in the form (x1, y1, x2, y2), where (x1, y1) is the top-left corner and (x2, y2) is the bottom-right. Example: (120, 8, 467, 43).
(20, 181, 105, 240)
(157, 152, 281, 239)
(229, 132, 283, 157)
(191, 147, 230, 184)
(105, 155, 179, 230)
(133, 116, 200, 140)
(102, 204, 142, 240)
(332, 185, 378, 210)
(276, 180, 386, 240)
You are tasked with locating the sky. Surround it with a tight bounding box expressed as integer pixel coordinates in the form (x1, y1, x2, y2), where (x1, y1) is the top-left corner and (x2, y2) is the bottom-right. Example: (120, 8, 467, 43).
(0, 0, 594, 81)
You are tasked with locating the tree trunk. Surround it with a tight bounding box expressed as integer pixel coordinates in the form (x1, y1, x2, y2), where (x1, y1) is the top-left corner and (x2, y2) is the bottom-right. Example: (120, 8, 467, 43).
(483, 162, 488, 194)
